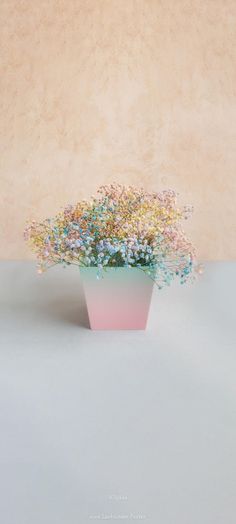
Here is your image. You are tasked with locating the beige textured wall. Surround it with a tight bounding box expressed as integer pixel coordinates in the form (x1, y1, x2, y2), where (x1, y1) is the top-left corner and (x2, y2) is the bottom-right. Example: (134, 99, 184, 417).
(0, 0, 236, 260)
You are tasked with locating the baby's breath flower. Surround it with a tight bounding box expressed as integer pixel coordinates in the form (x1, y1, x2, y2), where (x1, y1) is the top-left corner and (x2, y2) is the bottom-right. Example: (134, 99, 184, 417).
(24, 183, 198, 287)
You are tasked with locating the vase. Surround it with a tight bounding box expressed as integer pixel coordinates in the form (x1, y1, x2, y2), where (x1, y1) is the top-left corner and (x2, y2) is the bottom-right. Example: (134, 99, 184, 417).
(80, 267, 154, 330)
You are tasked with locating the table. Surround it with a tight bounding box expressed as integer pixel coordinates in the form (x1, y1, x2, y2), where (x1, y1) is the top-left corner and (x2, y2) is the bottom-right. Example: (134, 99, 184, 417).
(0, 261, 235, 523)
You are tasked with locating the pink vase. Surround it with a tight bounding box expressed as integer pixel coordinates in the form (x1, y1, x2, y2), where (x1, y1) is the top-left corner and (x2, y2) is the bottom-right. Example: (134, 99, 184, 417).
(80, 267, 154, 330)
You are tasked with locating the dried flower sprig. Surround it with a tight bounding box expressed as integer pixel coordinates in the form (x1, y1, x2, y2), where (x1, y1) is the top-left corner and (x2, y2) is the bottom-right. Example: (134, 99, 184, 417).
(24, 184, 198, 288)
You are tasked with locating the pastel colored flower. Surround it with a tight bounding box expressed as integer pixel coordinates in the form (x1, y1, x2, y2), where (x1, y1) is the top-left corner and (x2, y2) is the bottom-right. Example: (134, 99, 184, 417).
(24, 183, 199, 288)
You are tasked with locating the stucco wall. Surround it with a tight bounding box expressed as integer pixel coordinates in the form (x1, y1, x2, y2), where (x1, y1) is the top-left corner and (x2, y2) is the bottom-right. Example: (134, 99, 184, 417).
(1, 0, 235, 259)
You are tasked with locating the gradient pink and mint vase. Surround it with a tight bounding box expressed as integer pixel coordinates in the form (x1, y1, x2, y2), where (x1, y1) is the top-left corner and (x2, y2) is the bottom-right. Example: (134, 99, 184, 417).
(80, 267, 154, 330)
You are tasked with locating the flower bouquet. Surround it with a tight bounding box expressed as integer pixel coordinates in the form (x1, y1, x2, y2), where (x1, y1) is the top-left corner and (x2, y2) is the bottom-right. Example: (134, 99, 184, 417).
(24, 184, 198, 330)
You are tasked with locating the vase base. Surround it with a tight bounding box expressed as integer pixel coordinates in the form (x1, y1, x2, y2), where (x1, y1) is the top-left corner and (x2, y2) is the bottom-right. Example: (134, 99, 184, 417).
(88, 321, 148, 331)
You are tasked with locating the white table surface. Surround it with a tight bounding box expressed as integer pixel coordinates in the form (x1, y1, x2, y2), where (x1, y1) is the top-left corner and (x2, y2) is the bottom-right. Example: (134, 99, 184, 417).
(0, 261, 235, 524)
